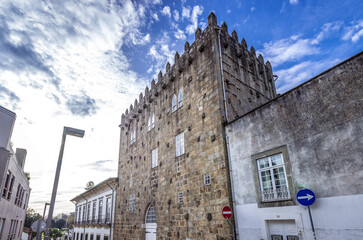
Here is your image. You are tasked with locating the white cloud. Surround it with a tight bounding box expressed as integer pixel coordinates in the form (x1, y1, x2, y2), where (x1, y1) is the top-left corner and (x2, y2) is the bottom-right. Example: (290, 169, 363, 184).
(312, 22, 342, 44)
(161, 6, 171, 18)
(0, 0, 159, 215)
(174, 28, 186, 40)
(260, 34, 320, 67)
(185, 5, 204, 35)
(275, 58, 341, 93)
(173, 10, 180, 21)
(342, 20, 363, 43)
(182, 6, 191, 20)
(147, 32, 175, 78)
(289, 0, 299, 5)
(251, 7, 256, 12)
(152, 13, 159, 21)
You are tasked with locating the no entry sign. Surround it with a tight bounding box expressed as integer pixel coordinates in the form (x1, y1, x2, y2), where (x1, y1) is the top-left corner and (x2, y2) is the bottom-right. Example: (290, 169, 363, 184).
(222, 206, 232, 219)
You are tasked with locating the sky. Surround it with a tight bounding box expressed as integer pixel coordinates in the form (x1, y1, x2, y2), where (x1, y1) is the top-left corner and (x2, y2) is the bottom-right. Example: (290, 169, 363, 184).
(0, 0, 362, 215)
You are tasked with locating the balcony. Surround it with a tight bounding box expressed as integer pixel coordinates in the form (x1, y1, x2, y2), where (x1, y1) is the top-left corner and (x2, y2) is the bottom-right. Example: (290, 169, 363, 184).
(74, 215, 112, 226)
(260, 186, 290, 202)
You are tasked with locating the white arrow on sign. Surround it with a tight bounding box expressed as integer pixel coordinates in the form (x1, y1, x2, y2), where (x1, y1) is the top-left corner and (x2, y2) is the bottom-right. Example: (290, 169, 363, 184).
(298, 193, 314, 201)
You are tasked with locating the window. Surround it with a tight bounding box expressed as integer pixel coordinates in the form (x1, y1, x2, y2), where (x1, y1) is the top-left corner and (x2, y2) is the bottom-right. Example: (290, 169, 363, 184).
(176, 159, 181, 172)
(78, 206, 82, 222)
(90, 234, 94, 240)
(147, 114, 155, 131)
(178, 192, 183, 204)
(7, 175, 15, 200)
(178, 89, 183, 108)
(130, 128, 136, 144)
(98, 199, 103, 221)
(2, 171, 11, 199)
(87, 202, 91, 222)
(23, 193, 28, 209)
(82, 205, 86, 222)
(257, 153, 290, 202)
(92, 201, 96, 222)
(176, 132, 185, 157)
(204, 174, 211, 185)
(106, 197, 111, 222)
(85, 234, 88, 240)
(76, 233, 79, 240)
(0, 218, 5, 240)
(80, 233, 83, 240)
(15, 184, 21, 206)
(151, 148, 158, 168)
(172, 94, 177, 112)
(129, 194, 135, 213)
(103, 236, 109, 240)
(145, 205, 156, 223)
(96, 235, 100, 240)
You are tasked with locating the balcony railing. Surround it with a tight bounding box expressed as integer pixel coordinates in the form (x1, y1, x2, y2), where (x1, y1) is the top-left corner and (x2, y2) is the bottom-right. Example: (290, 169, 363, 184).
(74, 215, 112, 226)
(260, 186, 290, 202)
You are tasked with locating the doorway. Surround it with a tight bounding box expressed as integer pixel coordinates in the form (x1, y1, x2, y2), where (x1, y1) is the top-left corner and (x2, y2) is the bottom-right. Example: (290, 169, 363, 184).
(145, 205, 157, 240)
(268, 220, 299, 240)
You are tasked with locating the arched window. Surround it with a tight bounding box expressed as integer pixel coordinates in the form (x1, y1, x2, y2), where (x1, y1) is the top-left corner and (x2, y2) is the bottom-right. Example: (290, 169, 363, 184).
(145, 205, 156, 223)
(178, 89, 183, 108)
(172, 94, 177, 112)
(151, 113, 155, 128)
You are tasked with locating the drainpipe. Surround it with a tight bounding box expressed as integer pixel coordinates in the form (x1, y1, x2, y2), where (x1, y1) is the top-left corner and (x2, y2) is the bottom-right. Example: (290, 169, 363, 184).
(106, 182, 115, 240)
(215, 26, 229, 123)
(215, 26, 239, 239)
(226, 135, 240, 239)
(82, 196, 88, 240)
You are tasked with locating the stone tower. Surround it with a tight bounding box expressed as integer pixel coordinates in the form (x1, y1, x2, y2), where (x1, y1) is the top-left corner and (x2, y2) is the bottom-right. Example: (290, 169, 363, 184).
(114, 12, 276, 240)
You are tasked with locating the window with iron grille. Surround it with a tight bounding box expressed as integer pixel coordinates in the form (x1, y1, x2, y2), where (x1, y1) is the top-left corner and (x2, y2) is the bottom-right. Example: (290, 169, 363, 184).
(129, 194, 135, 213)
(178, 192, 183, 204)
(257, 153, 290, 202)
(145, 205, 156, 223)
(204, 174, 211, 185)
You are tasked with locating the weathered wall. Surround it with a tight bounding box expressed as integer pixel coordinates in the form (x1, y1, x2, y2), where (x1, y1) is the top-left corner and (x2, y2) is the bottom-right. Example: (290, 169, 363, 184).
(226, 52, 363, 239)
(114, 13, 276, 240)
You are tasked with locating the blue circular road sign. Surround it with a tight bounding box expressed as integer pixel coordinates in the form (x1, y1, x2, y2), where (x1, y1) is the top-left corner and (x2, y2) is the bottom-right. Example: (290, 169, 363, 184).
(296, 189, 316, 206)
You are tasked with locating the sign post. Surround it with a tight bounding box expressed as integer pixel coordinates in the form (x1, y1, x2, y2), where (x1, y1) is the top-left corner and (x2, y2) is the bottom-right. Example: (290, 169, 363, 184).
(296, 189, 317, 240)
(222, 206, 235, 240)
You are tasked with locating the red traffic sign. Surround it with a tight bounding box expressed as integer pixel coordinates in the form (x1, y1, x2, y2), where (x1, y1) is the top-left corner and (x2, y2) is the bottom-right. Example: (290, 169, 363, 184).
(222, 206, 233, 219)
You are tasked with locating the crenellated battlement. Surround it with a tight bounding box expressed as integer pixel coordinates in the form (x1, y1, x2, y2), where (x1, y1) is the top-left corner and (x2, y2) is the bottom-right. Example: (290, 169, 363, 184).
(120, 12, 275, 128)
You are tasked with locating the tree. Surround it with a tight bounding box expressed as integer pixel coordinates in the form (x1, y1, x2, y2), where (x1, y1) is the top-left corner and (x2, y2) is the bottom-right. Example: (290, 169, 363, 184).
(24, 208, 41, 228)
(49, 228, 62, 239)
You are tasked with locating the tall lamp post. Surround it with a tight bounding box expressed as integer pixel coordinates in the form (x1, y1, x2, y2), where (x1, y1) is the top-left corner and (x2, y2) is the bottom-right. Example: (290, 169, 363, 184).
(45, 127, 85, 240)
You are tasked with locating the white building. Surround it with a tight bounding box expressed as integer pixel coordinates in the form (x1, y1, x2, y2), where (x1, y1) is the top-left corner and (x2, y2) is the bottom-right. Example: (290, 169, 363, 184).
(225, 53, 363, 240)
(71, 178, 117, 240)
(0, 106, 31, 240)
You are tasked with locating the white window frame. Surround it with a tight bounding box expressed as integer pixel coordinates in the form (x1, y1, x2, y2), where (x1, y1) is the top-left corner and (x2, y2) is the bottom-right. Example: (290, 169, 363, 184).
(178, 89, 183, 108)
(151, 148, 158, 168)
(175, 132, 185, 157)
(172, 94, 177, 112)
(257, 153, 290, 202)
(178, 192, 183, 204)
(129, 194, 135, 213)
(148, 114, 155, 132)
(204, 173, 211, 185)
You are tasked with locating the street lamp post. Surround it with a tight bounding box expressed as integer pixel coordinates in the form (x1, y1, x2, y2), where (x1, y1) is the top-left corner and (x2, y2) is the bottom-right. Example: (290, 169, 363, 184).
(45, 127, 85, 240)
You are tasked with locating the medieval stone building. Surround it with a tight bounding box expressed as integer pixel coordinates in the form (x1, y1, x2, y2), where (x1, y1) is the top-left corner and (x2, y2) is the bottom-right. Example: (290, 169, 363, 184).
(114, 12, 277, 240)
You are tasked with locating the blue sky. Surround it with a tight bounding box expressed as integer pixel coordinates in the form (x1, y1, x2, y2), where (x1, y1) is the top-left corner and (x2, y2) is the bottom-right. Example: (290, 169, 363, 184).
(0, 0, 362, 215)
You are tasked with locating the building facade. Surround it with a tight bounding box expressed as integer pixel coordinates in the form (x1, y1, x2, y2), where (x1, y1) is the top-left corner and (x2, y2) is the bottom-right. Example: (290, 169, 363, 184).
(114, 13, 276, 240)
(72, 178, 117, 240)
(0, 106, 31, 240)
(226, 52, 363, 240)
